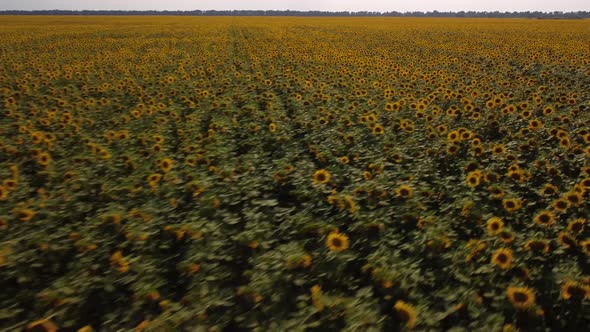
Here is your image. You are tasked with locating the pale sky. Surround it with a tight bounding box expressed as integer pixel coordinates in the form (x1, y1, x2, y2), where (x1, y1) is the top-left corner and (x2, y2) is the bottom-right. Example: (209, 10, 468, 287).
(1, 0, 588, 12)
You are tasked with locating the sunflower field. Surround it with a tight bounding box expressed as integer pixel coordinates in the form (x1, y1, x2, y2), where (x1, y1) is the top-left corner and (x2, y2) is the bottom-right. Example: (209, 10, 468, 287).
(0, 16, 589, 331)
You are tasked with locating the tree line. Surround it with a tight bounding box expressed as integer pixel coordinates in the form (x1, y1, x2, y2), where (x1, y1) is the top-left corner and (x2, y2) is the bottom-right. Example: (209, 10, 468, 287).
(1, 10, 589, 18)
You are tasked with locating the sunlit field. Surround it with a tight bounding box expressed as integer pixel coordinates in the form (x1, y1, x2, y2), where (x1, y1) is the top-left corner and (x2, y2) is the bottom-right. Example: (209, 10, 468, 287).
(0, 16, 589, 331)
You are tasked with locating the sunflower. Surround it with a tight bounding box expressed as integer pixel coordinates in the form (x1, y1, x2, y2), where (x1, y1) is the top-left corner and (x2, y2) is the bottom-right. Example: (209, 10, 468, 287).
(558, 232, 577, 248)
(147, 173, 162, 184)
(446, 144, 459, 155)
(580, 238, 590, 256)
(524, 239, 550, 254)
(15, 208, 36, 222)
(396, 185, 413, 199)
(508, 170, 525, 183)
(564, 191, 582, 206)
(486, 217, 504, 235)
(326, 231, 349, 252)
(372, 124, 384, 135)
(533, 210, 555, 227)
(561, 280, 589, 300)
(492, 144, 506, 155)
(539, 183, 558, 196)
(37, 152, 51, 167)
(339, 156, 350, 164)
(488, 186, 505, 199)
(542, 106, 554, 116)
(393, 300, 417, 329)
(447, 131, 460, 142)
(498, 230, 515, 244)
(552, 199, 569, 212)
(466, 171, 481, 188)
(310, 285, 324, 311)
(502, 198, 522, 213)
(567, 218, 585, 234)
(313, 169, 331, 185)
(343, 195, 357, 213)
(268, 123, 277, 132)
(506, 286, 536, 310)
(0, 186, 8, 201)
(159, 158, 174, 173)
(491, 248, 513, 270)
(484, 172, 499, 183)
(529, 119, 542, 129)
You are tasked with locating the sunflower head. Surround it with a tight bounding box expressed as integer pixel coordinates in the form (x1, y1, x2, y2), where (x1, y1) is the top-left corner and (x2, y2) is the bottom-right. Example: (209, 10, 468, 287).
(580, 238, 590, 256)
(14, 208, 36, 222)
(393, 300, 417, 329)
(313, 169, 331, 184)
(567, 218, 586, 234)
(147, 173, 162, 184)
(372, 124, 384, 135)
(561, 280, 589, 300)
(466, 171, 481, 188)
(540, 183, 558, 196)
(159, 158, 174, 173)
(488, 186, 505, 199)
(499, 230, 515, 244)
(0, 186, 8, 201)
(533, 210, 555, 227)
(524, 239, 550, 254)
(506, 286, 536, 310)
(326, 231, 349, 253)
(502, 198, 522, 213)
(491, 248, 513, 270)
(552, 199, 569, 212)
(396, 185, 413, 199)
(558, 232, 577, 248)
(564, 191, 582, 206)
(486, 217, 504, 235)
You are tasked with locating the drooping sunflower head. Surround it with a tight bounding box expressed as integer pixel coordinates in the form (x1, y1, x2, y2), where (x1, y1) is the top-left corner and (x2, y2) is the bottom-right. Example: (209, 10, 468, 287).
(326, 231, 349, 253)
(393, 300, 417, 329)
(313, 169, 331, 185)
(506, 286, 536, 310)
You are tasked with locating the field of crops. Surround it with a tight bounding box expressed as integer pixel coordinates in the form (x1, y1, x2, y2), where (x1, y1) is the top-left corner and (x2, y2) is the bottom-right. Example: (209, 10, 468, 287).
(0, 16, 589, 331)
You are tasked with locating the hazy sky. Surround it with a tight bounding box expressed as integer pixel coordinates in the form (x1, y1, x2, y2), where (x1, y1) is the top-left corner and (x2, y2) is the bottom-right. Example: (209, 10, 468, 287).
(1, 0, 589, 12)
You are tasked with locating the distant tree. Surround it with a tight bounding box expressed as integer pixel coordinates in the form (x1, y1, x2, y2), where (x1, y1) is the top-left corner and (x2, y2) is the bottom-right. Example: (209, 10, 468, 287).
(1, 10, 589, 18)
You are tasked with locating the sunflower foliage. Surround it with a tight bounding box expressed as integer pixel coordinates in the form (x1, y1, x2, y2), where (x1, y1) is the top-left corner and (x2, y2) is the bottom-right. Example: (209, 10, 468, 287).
(0, 16, 589, 331)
